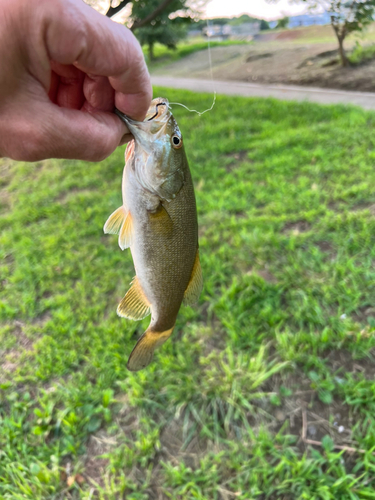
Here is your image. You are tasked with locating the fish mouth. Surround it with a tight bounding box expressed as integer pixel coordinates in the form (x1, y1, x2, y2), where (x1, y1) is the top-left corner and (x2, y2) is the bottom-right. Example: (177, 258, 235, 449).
(115, 98, 171, 149)
(145, 98, 170, 122)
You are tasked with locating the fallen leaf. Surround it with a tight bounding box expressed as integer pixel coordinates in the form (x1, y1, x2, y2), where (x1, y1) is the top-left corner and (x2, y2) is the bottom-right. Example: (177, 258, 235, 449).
(67, 476, 75, 487)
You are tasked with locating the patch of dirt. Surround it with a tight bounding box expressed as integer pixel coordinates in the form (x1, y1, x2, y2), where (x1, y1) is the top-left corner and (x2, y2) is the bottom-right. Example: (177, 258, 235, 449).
(55, 188, 96, 204)
(0, 190, 11, 214)
(257, 269, 278, 283)
(350, 202, 375, 215)
(224, 150, 250, 172)
(321, 58, 339, 68)
(153, 36, 375, 92)
(159, 417, 210, 469)
(325, 348, 375, 379)
(83, 431, 112, 489)
(0, 321, 34, 377)
(246, 268, 277, 284)
(351, 305, 375, 326)
(246, 52, 273, 62)
(315, 240, 334, 253)
(264, 372, 356, 455)
(282, 220, 311, 235)
(0, 315, 50, 382)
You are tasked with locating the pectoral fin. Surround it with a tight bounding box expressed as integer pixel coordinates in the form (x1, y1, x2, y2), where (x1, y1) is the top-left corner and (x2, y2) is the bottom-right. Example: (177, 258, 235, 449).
(103, 206, 134, 250)
(103, 206, 126, 235)
(149, 204, 173, 236)
(183, 250, 203, 306)
(117, 276, 151, 320)
(127, 326, 174, 371)
(118, 212, 134, 250)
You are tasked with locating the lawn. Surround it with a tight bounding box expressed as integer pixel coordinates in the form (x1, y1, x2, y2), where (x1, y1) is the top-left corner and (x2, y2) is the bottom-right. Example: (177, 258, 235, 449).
(143, 39, 249, 68)
(1, 89, 375, 499)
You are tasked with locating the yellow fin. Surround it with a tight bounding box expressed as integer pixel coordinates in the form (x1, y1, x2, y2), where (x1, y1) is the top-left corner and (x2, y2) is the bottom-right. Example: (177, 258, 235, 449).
(127, 326, 174, 371)
(149, 204, 173, 236)
(117, 276, 151, 320)
(118, 212, 133, 250)
(183, 250, 203, 306)
(103, 206, 126, 235)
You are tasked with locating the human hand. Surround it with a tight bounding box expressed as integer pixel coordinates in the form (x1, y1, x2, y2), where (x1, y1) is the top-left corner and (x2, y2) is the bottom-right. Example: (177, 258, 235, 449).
(0, 0, 152, 162)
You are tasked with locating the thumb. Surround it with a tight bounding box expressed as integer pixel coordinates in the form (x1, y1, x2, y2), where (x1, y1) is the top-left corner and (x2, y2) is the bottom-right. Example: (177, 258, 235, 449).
(10, 103, 129, 162)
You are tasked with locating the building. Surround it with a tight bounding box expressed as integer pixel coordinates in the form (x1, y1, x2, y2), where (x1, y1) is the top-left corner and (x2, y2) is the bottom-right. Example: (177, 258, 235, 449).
(230, 22, 260, 41)
(203, 24, 232, 42)
(288, 12, 331, 28)
(203, 22, 260, 42)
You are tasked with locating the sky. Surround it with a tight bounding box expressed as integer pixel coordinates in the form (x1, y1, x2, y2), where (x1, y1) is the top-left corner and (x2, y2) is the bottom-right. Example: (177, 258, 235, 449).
(204, 0, 309, 21)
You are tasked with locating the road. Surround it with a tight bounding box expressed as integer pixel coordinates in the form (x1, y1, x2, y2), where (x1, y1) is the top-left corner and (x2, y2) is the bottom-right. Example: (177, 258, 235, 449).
(151, 76, 375, 110)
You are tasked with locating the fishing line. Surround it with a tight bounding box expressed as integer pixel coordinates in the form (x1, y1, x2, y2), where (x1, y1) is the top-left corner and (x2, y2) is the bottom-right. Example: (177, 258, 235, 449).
(168, 18, 217, 116)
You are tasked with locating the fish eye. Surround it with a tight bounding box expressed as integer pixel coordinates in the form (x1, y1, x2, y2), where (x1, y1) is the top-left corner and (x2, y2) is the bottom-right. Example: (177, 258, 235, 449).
(171, 135, 183, 149)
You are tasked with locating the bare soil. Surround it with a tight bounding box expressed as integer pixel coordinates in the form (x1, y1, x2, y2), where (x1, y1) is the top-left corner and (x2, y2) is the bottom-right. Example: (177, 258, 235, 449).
(153, 37, 375, 92)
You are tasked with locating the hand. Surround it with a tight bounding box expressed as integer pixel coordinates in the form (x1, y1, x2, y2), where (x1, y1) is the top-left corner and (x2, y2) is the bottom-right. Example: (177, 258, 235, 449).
(0, 0, 152, 162)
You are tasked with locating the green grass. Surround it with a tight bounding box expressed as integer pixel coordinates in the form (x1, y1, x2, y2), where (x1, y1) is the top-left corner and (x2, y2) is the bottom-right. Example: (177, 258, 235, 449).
(143, 39, 249, 67)
(349, 42, 375, 65)
(2, 89, 375, 499)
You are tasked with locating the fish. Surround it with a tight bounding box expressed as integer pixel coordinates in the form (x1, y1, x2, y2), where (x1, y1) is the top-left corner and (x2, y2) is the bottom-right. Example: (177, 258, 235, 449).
(104, 97, 203, 371)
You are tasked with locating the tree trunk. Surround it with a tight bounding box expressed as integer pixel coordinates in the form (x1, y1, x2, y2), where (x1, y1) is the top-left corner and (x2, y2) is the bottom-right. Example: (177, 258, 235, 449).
(337, 35, 349, 67)
(149, 42, 154, 61)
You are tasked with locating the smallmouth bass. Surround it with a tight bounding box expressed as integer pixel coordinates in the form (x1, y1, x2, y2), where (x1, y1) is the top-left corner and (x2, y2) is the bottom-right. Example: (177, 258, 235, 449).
(104, 97, 203, 371)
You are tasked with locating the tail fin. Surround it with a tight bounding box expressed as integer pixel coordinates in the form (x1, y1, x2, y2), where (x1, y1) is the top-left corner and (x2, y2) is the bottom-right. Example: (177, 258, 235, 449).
(127, 326, 174, 371)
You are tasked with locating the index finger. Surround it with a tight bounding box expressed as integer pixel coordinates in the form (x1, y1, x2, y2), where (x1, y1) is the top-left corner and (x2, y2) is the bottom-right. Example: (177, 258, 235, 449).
(44, 0, 152, 120)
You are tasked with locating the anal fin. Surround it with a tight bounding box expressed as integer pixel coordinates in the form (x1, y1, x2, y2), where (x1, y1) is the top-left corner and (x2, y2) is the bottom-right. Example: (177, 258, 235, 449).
(117, 276, 151, 320)
(183, 250, 203, 306)
(127, 326, 174, 371)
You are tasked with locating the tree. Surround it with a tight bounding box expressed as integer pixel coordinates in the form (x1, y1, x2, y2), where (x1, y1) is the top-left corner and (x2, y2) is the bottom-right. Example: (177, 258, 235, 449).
(86, 0, 198, 59)
(323, 0, 375, 66)
(132, 0, 192, 60)
(229, 14, 261, 25)
(260, 19, 271, 30)
(85, 0, 189, 30)
(276, 16, 290, 28)
(268, 1, 375, 66)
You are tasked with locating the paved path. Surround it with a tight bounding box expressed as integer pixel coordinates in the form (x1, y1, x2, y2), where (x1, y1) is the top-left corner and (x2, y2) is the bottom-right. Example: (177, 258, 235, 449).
(152, 76, 375, 110)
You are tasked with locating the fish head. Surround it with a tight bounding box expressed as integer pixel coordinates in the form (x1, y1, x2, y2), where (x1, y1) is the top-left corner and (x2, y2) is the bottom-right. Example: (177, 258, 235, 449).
(116, 98, 186, 200)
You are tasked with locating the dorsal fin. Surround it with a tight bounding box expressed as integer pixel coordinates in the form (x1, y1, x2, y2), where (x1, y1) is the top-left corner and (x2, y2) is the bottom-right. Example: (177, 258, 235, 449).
(103, 206, 126, 235)
(117, 276, 151, 320)
(118, 212, 134, 250)
(183, 250, 203, 306)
